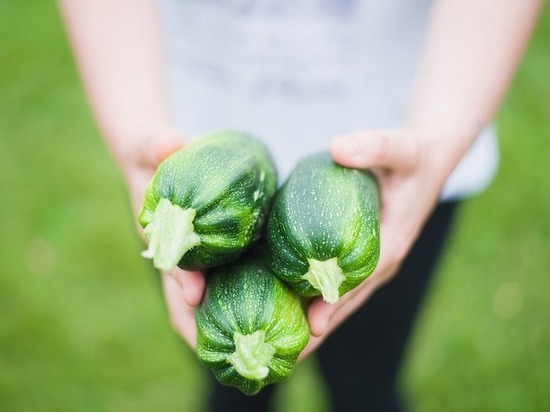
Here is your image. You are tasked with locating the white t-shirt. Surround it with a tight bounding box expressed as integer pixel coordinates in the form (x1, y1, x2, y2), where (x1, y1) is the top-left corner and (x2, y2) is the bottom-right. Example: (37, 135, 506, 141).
(158, 0, 498, 201)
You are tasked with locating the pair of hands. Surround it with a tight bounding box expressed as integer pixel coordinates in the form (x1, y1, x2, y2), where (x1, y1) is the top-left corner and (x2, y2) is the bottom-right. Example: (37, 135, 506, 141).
(125, 129, 449, 360)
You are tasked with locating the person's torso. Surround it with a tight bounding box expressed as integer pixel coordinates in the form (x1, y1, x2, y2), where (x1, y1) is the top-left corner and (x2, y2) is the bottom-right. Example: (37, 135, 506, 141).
(159, 0, 498, 200)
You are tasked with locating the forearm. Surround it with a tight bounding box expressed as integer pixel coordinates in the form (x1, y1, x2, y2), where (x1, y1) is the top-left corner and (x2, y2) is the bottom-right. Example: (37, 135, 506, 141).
(408, 0, 542, 178)
(58, 0, 178, 169)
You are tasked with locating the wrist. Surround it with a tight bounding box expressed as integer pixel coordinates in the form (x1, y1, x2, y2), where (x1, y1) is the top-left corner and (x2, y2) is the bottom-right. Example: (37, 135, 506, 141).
(405, 119, 484, 187)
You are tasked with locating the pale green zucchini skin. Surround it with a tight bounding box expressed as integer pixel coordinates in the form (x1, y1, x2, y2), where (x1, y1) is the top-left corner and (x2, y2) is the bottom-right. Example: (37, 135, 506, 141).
(138, 131, 277, 270)
(195, 251, 310, 395)
(266, 152, 380, 303)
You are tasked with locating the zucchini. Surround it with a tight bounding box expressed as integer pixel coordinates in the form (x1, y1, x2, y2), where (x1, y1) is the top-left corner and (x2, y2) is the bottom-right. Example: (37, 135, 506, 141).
(196, 250, 310, 395)
(138, 131, 277, 271)
(266, 152, 380, 304)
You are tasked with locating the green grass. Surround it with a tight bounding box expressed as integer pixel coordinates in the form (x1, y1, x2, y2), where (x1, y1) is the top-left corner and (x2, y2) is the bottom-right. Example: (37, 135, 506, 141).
(1, 1, 549, 411)
(404, 6, 550, 411)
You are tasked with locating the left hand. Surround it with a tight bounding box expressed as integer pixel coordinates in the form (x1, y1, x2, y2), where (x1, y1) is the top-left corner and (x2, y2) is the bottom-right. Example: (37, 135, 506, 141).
(299, 128, 458, 360)
(120, 132, 206, 349)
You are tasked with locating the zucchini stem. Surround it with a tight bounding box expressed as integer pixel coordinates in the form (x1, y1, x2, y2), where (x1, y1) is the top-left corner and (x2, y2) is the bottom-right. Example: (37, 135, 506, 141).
(302, 257, 345, 304)
(227, 330, 275, 380)
(141, 198, 201, 271)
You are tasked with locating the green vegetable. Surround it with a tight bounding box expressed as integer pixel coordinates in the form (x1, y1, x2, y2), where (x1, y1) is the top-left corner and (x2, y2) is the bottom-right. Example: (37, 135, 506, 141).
(266, 152, 380, 304)
(138, 131, 277, 271)
(195, 250, 310, 395)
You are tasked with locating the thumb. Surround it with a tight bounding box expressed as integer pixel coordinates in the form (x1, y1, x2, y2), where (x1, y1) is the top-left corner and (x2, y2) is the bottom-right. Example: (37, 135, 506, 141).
(136, 130, 184, 169)
(330, 130, 418, 173)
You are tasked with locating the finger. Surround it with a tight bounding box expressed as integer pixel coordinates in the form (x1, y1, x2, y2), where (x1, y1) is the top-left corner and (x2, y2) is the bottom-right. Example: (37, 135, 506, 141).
(306, 298, 334, 337)
(154, 136, 184, 164)
(162, 274, 197, 349)
(330, 130, 418, 173)
(136, 130, 184, 169)
(168, 268, 205, 307)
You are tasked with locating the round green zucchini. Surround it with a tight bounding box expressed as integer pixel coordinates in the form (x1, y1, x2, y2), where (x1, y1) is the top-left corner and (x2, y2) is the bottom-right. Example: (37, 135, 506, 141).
(266, 152, 380, 304)
(195, 251, 310, 395)
(138, 131, 277, 271)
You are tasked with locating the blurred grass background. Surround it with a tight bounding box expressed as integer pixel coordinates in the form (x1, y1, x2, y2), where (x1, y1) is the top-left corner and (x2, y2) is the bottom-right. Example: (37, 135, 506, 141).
(1, 1, 549, 411)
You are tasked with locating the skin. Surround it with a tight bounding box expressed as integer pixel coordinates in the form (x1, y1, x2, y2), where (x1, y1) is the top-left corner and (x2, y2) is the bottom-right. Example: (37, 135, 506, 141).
(59, 0, 542, 358)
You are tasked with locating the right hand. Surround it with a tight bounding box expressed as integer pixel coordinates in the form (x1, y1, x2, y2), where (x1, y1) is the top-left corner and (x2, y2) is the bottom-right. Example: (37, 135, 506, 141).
(300, 128, 463, 359)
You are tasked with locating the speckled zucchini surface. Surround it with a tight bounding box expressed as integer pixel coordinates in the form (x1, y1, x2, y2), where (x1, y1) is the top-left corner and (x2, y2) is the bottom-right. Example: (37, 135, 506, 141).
(138, 131, 277, 271)
(266, 152, 380, 304)
(195, 251, 310, 395)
